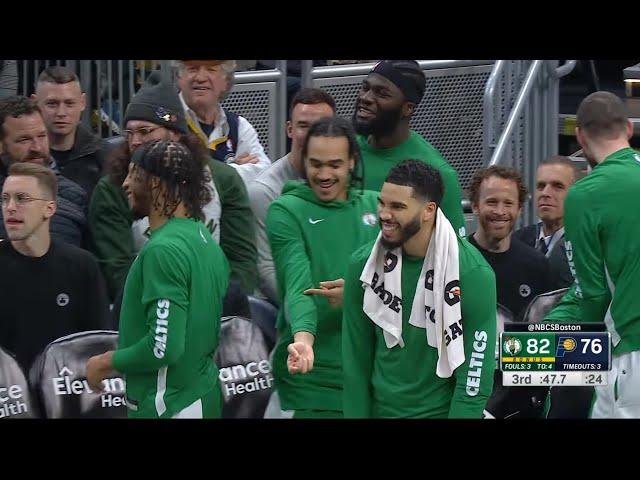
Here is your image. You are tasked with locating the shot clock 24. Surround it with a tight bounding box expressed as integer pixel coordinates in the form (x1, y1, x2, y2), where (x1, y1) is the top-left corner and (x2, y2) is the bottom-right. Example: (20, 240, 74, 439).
(500, 327, 611, 387)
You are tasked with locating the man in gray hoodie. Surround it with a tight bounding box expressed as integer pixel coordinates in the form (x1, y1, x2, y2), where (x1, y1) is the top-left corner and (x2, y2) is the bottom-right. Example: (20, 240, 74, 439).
(249, 88, 335, 304)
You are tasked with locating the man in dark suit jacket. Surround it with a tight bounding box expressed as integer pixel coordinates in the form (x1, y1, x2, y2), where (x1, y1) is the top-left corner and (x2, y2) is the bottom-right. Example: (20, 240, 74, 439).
(514, 156, 580, 289)
(514, 155, 592, 418)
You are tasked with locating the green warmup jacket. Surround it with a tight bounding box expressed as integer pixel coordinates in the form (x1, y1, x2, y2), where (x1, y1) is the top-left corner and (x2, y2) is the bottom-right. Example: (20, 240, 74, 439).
(545, 148, 640, 354)
(357, 132, 466, 235)
(266, 181, 379, 412)
(342, 237, 496, 418)
(112, 217, 228, 418)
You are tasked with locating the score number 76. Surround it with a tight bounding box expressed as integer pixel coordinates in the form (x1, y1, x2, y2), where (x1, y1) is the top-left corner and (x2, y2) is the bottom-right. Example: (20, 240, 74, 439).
(525, 338, 602, 354)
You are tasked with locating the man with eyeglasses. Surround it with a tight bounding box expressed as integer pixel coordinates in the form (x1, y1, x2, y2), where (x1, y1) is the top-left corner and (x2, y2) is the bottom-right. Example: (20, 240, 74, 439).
(0, 95, 89, 248)
(89, 72, 256, 311)
(0, 162, 111, 371)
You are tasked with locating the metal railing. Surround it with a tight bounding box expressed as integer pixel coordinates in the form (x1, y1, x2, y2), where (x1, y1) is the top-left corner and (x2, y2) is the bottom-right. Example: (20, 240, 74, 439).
(305, 60, 495, 190)
(222, 61, 287, 159)
(16, 60, 288, 160)
(301, 60, 494, 84)
(14, 58, 575, 212)
(18, 60, 166, 137)
(483, 60, 576, 225)
(0, 60, 19, 99)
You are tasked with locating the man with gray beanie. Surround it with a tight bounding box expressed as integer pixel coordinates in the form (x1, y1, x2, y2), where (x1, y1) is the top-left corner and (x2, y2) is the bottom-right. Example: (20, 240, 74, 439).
(89, 71, 257, 308)
(352, 60, 466, 236)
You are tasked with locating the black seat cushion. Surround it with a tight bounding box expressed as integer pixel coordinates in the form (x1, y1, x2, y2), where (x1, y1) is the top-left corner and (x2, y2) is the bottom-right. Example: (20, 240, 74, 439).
(215, 316, 274, 418)
(0, 346, 37, 418)
(29, 331, 127, 418)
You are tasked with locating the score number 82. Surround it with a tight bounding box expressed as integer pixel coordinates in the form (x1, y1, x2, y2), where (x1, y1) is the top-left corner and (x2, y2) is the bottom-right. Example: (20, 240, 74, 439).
(525, 337, 603, 354)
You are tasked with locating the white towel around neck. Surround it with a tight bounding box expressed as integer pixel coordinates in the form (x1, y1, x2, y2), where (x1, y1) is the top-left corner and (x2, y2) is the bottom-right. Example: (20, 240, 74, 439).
(359, 208, 465, 378)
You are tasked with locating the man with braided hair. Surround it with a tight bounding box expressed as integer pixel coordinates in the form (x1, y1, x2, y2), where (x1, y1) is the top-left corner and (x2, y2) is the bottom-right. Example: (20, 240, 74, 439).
(86, 139, 229, 419)
(89, 70, 256, 303)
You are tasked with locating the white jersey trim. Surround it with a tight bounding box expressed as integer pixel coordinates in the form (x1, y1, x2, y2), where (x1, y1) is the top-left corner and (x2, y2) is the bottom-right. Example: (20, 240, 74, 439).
(172, 398, 204, 419)
(604, 262, 621, 347)
(155, 366, 168, 416)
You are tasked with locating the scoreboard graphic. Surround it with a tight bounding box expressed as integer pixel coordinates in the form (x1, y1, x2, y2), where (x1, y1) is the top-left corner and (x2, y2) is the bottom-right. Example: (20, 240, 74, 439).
(500, 330, 611, 386)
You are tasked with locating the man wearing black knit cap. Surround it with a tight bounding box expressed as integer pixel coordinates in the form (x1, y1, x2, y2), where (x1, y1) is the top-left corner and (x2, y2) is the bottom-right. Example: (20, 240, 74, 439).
(88, 71, 257, 309)
(352, 60, 466, 236)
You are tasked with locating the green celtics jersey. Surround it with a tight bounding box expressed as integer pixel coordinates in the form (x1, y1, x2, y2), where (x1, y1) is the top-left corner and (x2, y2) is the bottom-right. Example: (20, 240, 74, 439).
(552, 148, 640, 354)
(112, 217, 229, 418)
(266, 182, 379, 413)
(357, 132, 466, 235)
(342, 238, 496, 418)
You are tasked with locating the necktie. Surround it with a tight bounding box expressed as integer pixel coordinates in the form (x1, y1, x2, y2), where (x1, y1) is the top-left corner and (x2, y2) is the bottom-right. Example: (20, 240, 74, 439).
(538, 238, 548, 255)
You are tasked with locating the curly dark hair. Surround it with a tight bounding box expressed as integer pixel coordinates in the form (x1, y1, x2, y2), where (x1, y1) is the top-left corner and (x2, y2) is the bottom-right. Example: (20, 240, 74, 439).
(0, 96, 41, 140)
(131, 139, 211, 221)
(468, 165, 527, 207)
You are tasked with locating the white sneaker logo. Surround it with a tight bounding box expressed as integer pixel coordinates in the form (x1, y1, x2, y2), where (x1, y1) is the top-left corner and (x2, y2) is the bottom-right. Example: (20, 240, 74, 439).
(308, 218, 325, 225)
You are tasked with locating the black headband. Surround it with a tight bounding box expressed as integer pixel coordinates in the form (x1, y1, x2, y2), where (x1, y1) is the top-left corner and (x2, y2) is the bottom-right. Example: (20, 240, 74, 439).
(370, 61, 423, 104)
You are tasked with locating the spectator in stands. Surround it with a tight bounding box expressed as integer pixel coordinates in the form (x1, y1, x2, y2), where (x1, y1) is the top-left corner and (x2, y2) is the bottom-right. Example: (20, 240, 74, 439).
(468, 166, 552, 319)
(176, 60, 271, 185)
(264, 117, 378, 418)
(89, 72, 256, 305)
(249, 88, 336, 305)
(33, 66, 106, 199)
(86, 140, 228, 419)
(342, 160, 496, 418)
(0, 162, 110, 371)
(352, 60, 466, 236)
(547, 91, 640, 418)
(0, 96, 88, 247)
(514, 156, 579, 289)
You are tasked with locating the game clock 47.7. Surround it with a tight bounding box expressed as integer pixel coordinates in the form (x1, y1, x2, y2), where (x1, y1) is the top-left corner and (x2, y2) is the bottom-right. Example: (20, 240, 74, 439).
(540, 374, 567, 385)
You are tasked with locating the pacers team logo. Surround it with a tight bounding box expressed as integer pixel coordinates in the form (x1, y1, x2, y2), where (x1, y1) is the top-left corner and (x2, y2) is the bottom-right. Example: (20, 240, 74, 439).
(155, 106, 177, 123)
(556, 336, 577, 357)
(362, 213, 377, 226)
(503, 337, 522, 355)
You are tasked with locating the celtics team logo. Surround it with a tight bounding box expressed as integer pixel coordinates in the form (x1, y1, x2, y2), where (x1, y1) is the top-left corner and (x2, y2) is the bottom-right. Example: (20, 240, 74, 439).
(362, 212, 377, 226)
(503, 337, 522, 355)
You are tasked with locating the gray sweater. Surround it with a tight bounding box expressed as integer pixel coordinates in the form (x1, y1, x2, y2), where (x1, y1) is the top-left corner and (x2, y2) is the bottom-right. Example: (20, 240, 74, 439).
(248, 154, 302, 304)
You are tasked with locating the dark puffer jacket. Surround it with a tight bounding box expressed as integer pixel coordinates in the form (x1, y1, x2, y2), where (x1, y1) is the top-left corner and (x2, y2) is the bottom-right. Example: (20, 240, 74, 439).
(51, 123, 105, 199)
